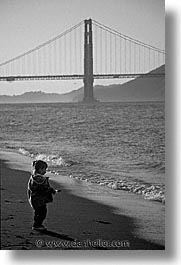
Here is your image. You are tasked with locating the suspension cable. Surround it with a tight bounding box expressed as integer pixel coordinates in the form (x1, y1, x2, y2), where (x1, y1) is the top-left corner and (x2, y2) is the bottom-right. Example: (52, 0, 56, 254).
(92, 19, 165, 54)
(0, 20, 84, 67)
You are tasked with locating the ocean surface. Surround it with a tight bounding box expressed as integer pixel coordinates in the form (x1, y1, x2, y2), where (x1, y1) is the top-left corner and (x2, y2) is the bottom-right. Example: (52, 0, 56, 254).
(0, 102, 165, 203)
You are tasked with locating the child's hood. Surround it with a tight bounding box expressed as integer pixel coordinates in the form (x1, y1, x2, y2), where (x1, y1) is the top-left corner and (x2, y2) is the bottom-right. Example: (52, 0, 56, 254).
(31, 174, 48, 185)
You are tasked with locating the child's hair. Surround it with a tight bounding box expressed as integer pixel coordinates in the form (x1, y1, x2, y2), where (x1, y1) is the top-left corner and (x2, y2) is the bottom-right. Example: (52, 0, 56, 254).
(32, 160, 48, 173)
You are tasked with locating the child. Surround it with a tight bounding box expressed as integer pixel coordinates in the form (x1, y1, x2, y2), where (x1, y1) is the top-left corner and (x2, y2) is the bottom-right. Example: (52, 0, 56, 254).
(27, 160, 61, 231)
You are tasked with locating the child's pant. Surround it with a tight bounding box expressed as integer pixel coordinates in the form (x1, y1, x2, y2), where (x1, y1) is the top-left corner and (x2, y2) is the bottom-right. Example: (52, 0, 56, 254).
(33, 205, 47, 227)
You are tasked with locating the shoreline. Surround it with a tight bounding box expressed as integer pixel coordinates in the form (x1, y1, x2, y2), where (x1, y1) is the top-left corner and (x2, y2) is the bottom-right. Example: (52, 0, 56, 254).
(0, 150, 165, 250)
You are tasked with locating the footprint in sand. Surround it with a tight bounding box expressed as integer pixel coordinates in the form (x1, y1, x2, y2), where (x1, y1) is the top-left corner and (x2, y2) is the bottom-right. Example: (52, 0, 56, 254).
(83, 231, 92, 235)
(5, 216, 14, 221)
(4, 200, 12, 203)
(15, 235, 25, 239)
(21, 247, 29, 250)
(25, 239, 32, 244)
(15, 200, 25, 203)
(94, 220, 112, 224)
(4, 199, 25, 204)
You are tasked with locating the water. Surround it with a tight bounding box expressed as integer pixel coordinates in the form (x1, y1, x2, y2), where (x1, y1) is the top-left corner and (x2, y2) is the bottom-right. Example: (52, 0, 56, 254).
(0, 102, 165, 203)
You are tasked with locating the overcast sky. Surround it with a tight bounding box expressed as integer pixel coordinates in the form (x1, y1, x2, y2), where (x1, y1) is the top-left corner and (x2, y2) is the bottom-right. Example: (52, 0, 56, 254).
(0, 0, 165, 95)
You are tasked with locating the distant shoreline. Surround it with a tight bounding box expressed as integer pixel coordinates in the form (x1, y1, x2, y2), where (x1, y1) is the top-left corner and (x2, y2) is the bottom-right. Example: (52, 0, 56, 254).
(0, 100, 165, 104)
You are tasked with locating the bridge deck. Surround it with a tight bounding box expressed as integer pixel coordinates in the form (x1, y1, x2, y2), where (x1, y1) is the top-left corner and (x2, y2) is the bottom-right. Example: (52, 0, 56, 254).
(0, 73, 165, 82)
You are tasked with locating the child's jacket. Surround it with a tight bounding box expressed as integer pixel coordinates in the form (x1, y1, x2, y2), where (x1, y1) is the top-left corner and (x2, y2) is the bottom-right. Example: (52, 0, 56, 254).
(27, 174, 56, 209)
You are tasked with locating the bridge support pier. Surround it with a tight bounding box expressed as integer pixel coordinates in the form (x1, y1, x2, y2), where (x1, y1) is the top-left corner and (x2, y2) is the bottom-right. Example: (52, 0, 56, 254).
(83, 19, 97, 103)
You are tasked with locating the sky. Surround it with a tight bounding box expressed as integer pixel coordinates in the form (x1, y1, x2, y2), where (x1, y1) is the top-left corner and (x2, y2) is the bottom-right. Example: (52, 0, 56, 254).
(0, 0, 165, 95)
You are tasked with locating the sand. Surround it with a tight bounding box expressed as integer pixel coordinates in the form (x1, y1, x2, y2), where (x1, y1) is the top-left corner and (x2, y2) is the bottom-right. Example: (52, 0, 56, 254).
(0, 150, 165, 250)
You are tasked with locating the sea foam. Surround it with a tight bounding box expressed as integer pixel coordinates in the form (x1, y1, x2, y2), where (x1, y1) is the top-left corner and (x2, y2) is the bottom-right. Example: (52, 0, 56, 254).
(18, 147, 165, 203)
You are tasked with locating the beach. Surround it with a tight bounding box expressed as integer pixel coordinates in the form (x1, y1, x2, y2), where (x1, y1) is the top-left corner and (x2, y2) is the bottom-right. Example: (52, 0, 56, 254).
(0, 150, 164, 250)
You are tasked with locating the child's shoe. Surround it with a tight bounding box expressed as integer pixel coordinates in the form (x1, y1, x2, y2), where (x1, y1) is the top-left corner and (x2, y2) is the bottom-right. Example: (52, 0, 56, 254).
(32, 225, 47, 231)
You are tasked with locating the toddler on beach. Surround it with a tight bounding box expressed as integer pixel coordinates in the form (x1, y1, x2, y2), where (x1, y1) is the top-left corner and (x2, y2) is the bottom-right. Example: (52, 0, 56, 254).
(27, 160, 61, 231)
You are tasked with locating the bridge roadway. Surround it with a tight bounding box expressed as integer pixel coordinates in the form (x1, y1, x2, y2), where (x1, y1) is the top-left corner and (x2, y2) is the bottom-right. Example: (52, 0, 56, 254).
(0, 73, 165, 82)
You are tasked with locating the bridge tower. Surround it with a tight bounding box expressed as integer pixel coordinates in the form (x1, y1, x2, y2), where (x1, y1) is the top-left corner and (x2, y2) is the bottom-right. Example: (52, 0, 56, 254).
(83, 19, 96, 102)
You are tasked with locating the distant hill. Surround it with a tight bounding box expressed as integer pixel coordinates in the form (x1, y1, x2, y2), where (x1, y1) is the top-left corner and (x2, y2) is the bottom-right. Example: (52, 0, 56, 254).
(74, 65, 165, 102)
(0, 65, 164, 103)
(0, 90, 82, 103)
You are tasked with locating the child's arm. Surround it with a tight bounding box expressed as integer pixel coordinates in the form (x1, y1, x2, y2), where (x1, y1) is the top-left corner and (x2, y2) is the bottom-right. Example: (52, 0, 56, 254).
(55, 189, 61, 193)
(46, 178, 60, 194)
(49, 187, 56, 194)
(49, 187, 61, 194)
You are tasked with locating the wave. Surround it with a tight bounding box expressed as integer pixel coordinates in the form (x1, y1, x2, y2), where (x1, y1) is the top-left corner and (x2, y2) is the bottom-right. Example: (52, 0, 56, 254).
(34, 153, 68, 167)
(123, 161, 165, 174)
(18, 148, 68, 167)
(18, 147, 165, 204)
(18, 148, 32, 156)
(139, 161, 165, 173)
(67, 174, 165, 204)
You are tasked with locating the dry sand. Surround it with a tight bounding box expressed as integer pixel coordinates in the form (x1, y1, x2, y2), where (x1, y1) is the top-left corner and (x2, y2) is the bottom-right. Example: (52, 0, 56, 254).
(0, 150, 165, 250)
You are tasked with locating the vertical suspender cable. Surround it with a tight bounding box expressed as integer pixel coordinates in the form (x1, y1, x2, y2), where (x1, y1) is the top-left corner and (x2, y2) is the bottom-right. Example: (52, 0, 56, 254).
(37, 49, 39, 75)
(36, 49, 38, 75)
(74, 27, 77, 74)
(154, 50, 156, 69)
(110, 32, 112, 73)
(158, 51, 160, 67)
(52, 41, 54, 75)
(64, 35, 66, 74)
(125, 39, 126, 74)
(79, 25, 82, 74)
(105, 30, 107, 74)
(156, 52, 159, 67)
(115, 35, 117, 73)
(129, 40, 131, 74)
(44, 46, 46, 75)
(21, 55, 23, 76)
(134, 43, 136, 73)
(143, 45, 145, 73)
(100, 27, 102, 74)
(149, 47, 151, 72)
(139, 45, 141, 73)
(10, 61, 12, 76)
(95, 24, 97, 73)
(41, 47, 43, 76)
(55, 39, 57, 75)
(36, 47, 39, 75)
(49, 43, 51, 75)
(59, 38, 62, 74)
(69, 33, 72, 74)
(33, 50, 35, 75)
(120, 37, 121, 74)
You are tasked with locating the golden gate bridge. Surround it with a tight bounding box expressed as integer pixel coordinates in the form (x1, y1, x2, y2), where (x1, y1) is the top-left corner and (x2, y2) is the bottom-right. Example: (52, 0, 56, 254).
(0, 18, 165, 102)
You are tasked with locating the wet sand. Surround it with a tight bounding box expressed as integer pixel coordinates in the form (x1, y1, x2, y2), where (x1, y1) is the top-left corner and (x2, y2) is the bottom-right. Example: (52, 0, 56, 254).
(0, 151, 165, 250)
